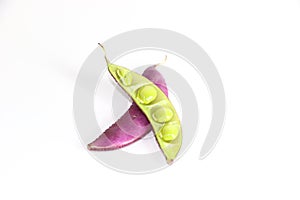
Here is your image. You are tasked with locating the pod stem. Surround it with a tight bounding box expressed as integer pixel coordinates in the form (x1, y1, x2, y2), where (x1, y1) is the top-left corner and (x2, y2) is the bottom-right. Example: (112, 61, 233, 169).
(98, 43, 110, 65)
(154, 55, 168, 68)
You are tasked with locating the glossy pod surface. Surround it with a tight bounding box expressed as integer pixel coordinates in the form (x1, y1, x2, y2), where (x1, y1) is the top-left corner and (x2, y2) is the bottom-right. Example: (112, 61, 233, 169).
(108, 63, 182, 163)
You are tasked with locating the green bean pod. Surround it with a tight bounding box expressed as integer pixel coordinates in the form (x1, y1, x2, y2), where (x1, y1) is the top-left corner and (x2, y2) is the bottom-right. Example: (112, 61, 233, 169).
(107, 63, 182, 164)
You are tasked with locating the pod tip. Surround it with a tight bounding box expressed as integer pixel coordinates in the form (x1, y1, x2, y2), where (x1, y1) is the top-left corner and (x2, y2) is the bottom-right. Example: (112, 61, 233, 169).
(167, 159, 174, 165)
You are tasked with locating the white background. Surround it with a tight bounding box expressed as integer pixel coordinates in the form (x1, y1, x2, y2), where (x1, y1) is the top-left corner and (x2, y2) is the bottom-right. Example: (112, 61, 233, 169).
(1, 0, 300, 199)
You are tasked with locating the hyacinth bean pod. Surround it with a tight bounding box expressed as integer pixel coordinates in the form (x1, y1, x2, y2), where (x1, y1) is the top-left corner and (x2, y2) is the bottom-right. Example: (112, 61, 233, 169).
(107, 63, 182, 164)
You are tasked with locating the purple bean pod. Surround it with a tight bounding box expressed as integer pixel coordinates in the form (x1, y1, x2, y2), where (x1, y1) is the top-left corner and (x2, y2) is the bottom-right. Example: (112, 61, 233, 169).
(88, 65, 168, 150)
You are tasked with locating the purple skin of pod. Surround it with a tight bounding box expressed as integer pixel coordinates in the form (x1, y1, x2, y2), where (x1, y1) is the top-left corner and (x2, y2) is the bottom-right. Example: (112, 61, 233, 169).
(87, 66, 168, 151)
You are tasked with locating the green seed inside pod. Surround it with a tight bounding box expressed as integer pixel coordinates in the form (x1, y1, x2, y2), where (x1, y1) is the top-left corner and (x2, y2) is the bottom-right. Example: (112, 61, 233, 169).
(160, 123, 180, 142)
(116, 69, 132, 86)
(137, 85, 157, 104)
(152, 107, 174, 123)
